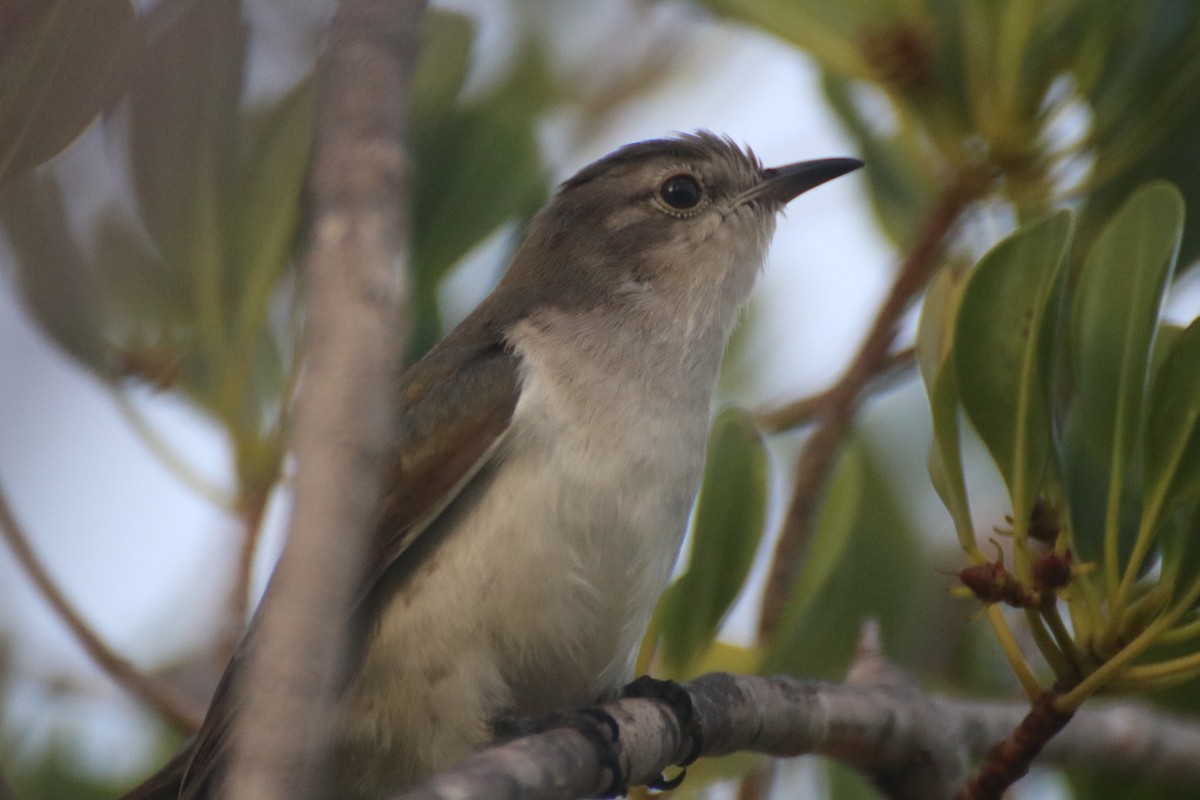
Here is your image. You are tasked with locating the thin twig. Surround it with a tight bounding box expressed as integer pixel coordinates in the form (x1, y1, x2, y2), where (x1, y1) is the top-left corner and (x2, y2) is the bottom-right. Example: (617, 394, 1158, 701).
(754, 345, 918, 434)
(109, 387, 234, 510)
(217, 2, 426, 799)
(0, 479, 204, 732)
(757, 180, 978, 640)
(217, 484, 272, 665)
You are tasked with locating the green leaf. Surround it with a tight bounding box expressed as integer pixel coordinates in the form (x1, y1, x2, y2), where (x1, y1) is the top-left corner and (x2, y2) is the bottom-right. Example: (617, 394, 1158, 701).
(1077, 5, 1200, 269)
(226, 78, 314, 338)
(0, 0, 138, 183)
(927, 364, 975, 555)
(1061, 182, 1183, 566)
(0, 172, 110, 372)
(410, 10, 476, 136)
(1070, 183, 1183, 461)
(695, 0, 872, 79)
(954, 210, 1073, 525)
(915, 261, 967, 392)
(659, 408, 769, 675)
(762, 438, 927, 679)
(1144, 318, 1200, 574)
(917, 264, 976, 552)
(820, 70, 938, 249)
(129, 0, 246, 273)
(407, 38, 550, 357)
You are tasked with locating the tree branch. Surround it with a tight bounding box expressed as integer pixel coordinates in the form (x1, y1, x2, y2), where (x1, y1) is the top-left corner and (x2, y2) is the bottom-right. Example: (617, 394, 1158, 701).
(956, 689, 1074, 800)
(0, 479, 205, 732)
(217, 2, 426, 799)
(396, 626, 1200, 800)
(217, 485, 271, 665)
(757, 180, 978, 640)
(754, 346, 917, 434)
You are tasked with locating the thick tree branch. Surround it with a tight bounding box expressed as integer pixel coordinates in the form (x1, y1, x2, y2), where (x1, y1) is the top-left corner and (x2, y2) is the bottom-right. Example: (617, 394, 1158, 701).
(396, 627, 1200, 800)
(217, 2, 426, 799)
(757, 180, 978, 640)
(0, 479, 204, 732)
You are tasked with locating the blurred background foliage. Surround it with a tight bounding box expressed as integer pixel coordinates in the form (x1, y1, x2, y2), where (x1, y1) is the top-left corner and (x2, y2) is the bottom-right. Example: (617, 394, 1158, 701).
(3, 0, 1200, 798)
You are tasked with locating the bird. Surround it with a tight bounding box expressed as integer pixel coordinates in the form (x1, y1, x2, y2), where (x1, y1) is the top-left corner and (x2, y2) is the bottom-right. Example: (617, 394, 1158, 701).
(121, 131, 861, 799)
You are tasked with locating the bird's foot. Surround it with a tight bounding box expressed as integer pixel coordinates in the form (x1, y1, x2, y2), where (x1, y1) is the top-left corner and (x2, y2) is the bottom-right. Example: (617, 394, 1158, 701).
(492, 707, 626, 797)
(621, 676, 704, 791)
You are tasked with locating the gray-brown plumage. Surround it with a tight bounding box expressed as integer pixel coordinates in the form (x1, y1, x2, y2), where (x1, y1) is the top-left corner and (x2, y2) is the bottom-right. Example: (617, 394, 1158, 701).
(121, 132, 860, 799)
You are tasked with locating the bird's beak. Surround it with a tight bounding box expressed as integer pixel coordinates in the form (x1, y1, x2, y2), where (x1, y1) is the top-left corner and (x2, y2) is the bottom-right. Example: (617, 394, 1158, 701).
(742, 157, 863, 206)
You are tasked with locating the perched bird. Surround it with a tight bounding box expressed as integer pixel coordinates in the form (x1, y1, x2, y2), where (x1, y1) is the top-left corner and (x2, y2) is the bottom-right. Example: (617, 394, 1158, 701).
(123, 132, 861, 799)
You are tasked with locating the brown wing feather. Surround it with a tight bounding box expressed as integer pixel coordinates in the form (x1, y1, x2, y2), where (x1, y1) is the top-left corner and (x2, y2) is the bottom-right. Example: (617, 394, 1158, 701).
(128, 325, 522, 800)
(366, 336, 520, 589)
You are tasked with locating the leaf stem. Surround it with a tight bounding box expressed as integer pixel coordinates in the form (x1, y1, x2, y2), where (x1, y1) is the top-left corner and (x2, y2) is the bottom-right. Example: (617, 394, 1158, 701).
(1058, 569, 1200, 711)
(987, 606, 1042, 701)
(1025, 609, 1071, 679)
(1111, 486, 1168, 629)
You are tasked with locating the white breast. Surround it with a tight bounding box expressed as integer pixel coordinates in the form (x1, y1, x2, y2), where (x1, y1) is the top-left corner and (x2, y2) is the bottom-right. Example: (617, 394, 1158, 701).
(333, 311, 714, 796)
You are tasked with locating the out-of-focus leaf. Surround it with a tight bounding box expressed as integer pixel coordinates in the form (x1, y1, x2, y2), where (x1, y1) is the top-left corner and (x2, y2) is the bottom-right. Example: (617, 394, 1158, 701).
(820, 71, 937, 248)
(1078, 5, 1200, 268)
(129, 0, 246, 273)
(226, 78, 314, 335)
(1075, 182, 1185, 460)
(0, 172, 109, 371)
(685, 641, 759, 677)
(412, 104, 543, 291)
(1061, 183, 1183, 563)
(928, 366, 975, 555)
(918, 265, 976, 552)
(0, 0, 138, 183)
(407, 35, 551, 357)
(961, 0, 1085, 165)
(954, 210, 1073, 524)
(1144, 318, 1200, 575)
(828, 760, 885, 800)
(660, 408, 768, 676)
(214, 78, 313, 440)
(695, 0, 872, 79)
(93, 211, 188, 330)
(410, 10, 475, 136)
(915, 261, 967, 392)
(8, 737, 125, 800)
(1068, 764, 1197, 800)
(763, 439, 927, 679)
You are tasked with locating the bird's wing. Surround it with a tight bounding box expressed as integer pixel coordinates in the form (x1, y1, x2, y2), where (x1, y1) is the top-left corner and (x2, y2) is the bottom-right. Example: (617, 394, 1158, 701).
(364, 332, 521, 592)
(164, 327, 522, 800)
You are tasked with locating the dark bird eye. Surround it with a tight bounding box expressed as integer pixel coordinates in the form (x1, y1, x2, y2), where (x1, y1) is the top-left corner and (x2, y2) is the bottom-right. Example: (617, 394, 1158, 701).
(659, 174, 702, 210)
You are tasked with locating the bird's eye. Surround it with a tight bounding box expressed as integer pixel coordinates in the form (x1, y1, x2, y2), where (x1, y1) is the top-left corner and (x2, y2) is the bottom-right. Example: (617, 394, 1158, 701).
(659, 174, 702, 210)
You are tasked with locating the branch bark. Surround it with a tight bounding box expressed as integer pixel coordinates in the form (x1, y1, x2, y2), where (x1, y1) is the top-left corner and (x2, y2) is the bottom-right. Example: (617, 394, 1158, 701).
(217, 2, 426, 799)
(396, 628, 1200, 800)
(0, 479, 205, 732)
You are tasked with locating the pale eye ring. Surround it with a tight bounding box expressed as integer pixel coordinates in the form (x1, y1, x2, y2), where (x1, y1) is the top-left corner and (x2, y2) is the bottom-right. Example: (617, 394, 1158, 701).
(659, 174, 702, 210)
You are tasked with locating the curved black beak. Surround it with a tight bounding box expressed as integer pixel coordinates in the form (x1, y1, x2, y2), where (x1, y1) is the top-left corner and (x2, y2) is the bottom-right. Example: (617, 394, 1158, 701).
(743, 157, 864, 206)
